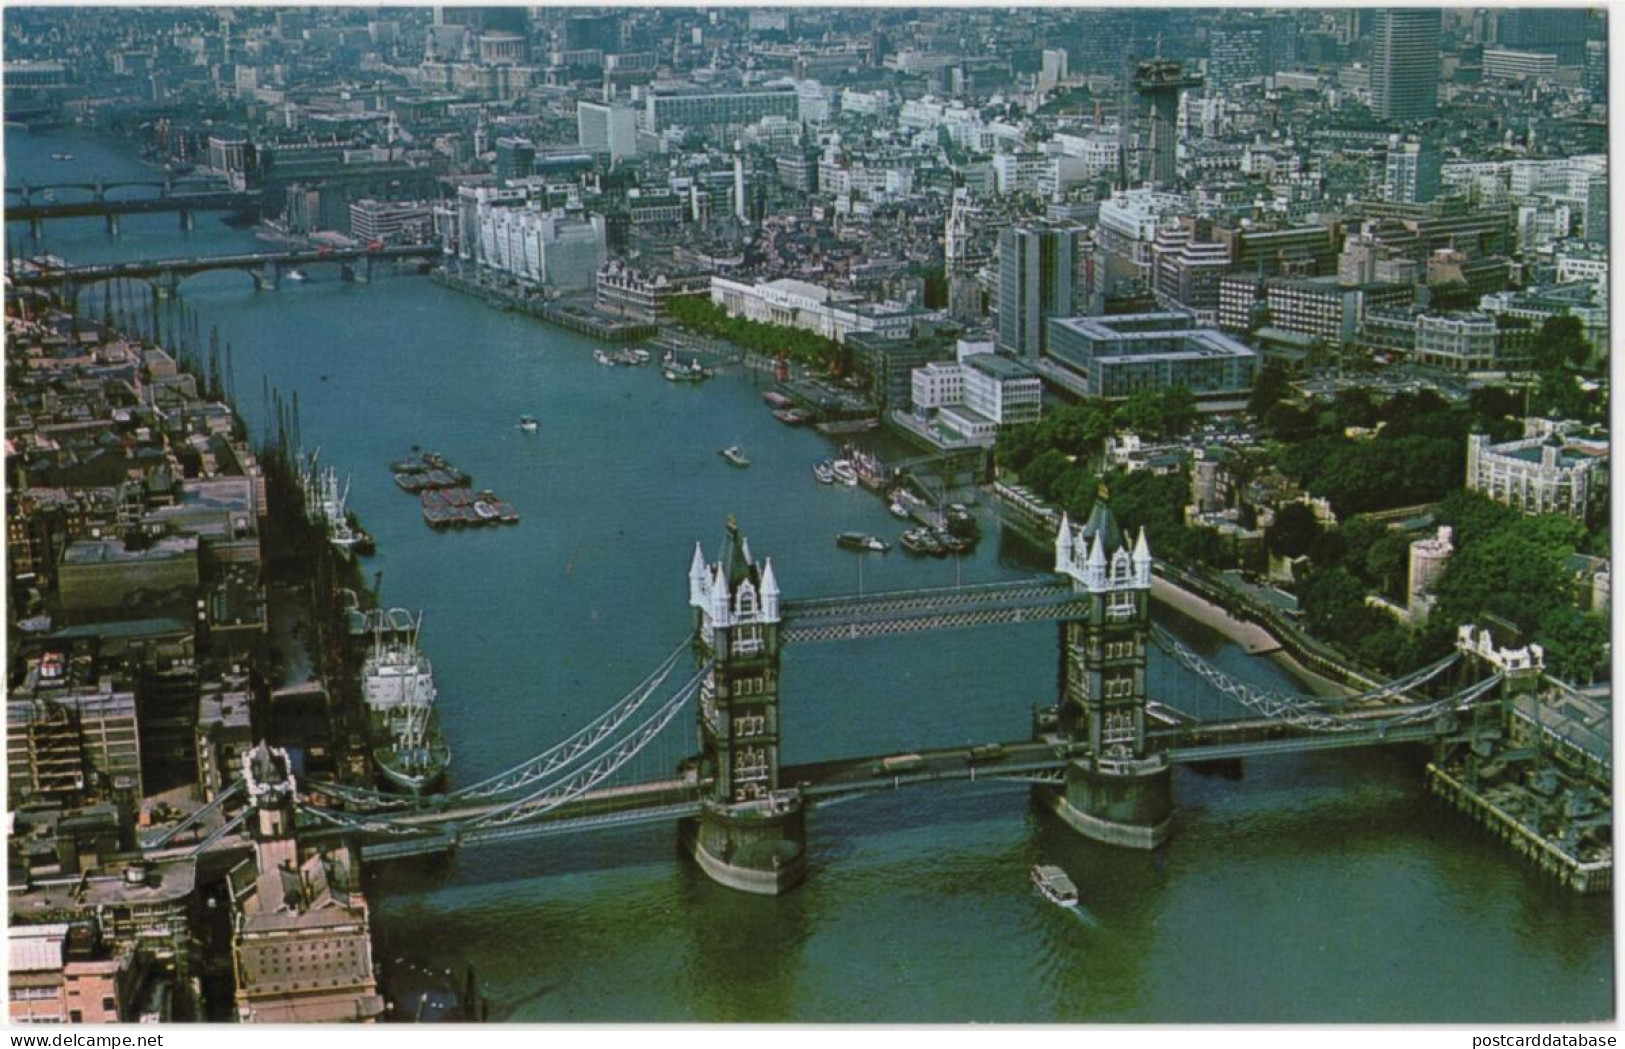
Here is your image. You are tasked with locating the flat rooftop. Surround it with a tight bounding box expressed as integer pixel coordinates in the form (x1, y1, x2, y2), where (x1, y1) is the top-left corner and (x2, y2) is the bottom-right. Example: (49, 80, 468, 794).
(966, 354, 1038, 380)
(61, 535, 198, 565)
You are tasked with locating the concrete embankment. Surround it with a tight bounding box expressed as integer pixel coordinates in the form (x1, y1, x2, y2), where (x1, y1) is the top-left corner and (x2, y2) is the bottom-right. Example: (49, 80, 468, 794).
(1150, 574, 1278, 655)
(1149, 575, 1350, 699)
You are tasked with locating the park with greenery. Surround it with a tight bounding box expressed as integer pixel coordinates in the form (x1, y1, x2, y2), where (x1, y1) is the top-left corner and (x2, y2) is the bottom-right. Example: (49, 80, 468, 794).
(665, 294, 850, 370)
(993, 335, 1609, 684)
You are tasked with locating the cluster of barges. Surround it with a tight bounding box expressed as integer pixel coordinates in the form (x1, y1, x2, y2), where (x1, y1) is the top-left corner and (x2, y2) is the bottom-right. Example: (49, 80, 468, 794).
(762, 390, 812, 425)
(390, 451, 470, 493)
(419, 486, 520, 529)
(390, 452, 520, 530)
(593, 346, 652, 367)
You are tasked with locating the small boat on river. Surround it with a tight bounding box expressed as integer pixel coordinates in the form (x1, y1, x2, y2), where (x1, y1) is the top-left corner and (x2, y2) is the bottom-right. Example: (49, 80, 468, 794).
(837, 532, 889, 553)
(1032, 865, 1079, 908)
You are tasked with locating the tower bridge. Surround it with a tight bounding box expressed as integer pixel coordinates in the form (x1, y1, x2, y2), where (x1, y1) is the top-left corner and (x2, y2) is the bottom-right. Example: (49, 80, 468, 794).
(160, 496, 1541, 895)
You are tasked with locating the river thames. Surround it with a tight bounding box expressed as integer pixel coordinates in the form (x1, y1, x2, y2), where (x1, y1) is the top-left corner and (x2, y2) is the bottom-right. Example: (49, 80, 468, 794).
(7, 126, 1611, 1023)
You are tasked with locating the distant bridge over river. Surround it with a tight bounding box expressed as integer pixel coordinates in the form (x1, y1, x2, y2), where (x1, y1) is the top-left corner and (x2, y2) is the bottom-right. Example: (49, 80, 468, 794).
(8, 244, 440, 297)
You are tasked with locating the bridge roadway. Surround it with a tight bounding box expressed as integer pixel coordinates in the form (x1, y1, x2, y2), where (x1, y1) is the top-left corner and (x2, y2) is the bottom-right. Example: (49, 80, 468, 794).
(780, 577, 1091, 643)
(7, 178, 224, 198)
(780, 708, 1481, 801)
(297, 702, 1485, 862)
(9, 244, 441, 288)
(6, 190, 259, 223)
(302, 777, 705, 860)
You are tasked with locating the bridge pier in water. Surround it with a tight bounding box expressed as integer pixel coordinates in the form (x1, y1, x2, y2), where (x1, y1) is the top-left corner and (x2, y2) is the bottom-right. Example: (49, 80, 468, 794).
(681, 519, 807, 894)
(1038, 492, 1173, 849)
(251, 263, 279, 292)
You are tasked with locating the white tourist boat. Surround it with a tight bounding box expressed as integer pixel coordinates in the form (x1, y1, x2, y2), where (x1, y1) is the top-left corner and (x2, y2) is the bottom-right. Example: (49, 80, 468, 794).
(1031, 865, 1079, 908)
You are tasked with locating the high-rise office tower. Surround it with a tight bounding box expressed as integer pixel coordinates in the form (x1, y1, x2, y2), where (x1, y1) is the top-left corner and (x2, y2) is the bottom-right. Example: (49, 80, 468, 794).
(1384, 136, 1441, 203)
(564, 13, 620, 53)
(1497, 8, 1592, 65)
(997, 224, 1091, 360)
(1582, 40, 1608, 101)
(494, 137, 535, 183)
(1208, 23, 1267, 91)
(578, 101, 638, 162)
(1131, 59, 1202, 187)
(1370, 9, 1441, 121)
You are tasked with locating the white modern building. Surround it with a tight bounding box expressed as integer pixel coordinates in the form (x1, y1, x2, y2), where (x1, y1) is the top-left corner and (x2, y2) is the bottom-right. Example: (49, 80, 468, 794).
(476, 202, 607, 289)
(709, 277, 922, 344)
(1051, 130, 1122, 179)
(1096, 189, 1193, 278)
(910, 342, 1042, 445)
(1483, 48, 1559, 82)
(577, 101, 638, 162)
(992, 151, 1048, 196)
(1555, 247, 1608, 296)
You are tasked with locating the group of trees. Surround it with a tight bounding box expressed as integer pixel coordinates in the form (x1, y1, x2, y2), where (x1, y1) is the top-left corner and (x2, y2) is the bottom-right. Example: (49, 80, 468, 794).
(996, 389, 1199, 491)
(995, 354, 1611, 683)
(1111, 387, 1197, 440)
(1289, 490, 1610, 682)
(1526, 316, 1607, 423)
(995, 397, 1235, 568)
(1430, 492, 1610, 682)
(665, 295, 848, 370)
(1266, 387, 1530, 517)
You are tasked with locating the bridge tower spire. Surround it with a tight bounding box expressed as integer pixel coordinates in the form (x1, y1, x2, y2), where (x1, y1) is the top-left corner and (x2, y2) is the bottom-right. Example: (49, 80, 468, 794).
(681, 518, 807, 894)
(1042, 489, 1173, 848)
(242, 741, 301, 875)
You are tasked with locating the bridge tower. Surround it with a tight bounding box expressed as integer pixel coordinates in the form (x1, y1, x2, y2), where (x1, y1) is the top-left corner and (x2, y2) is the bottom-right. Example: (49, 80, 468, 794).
(680, 518, 807, 894)
(1040, 489, 1173, 848)
(1456, 624, 1546, 731)
(242, 742, 301, 875)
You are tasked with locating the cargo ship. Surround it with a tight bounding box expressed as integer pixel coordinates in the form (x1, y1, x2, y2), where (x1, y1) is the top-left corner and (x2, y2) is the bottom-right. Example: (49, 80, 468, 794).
(297, 449, 359, 558)
(361, 608, 450, 794)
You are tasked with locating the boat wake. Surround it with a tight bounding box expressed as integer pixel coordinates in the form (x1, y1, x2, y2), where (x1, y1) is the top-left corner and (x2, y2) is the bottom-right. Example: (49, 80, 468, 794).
(1067, 905, 1100, 929)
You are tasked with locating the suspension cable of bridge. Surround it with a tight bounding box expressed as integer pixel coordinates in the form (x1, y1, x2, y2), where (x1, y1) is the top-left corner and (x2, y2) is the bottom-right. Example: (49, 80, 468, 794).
(188, 807, 250, 857)
(464, 661, 708, 829)
(305, 639, 691, 811)
(294, 659, 709, 840)
(1150, 624, 1491, 732)
(142, 777, 243, 849)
